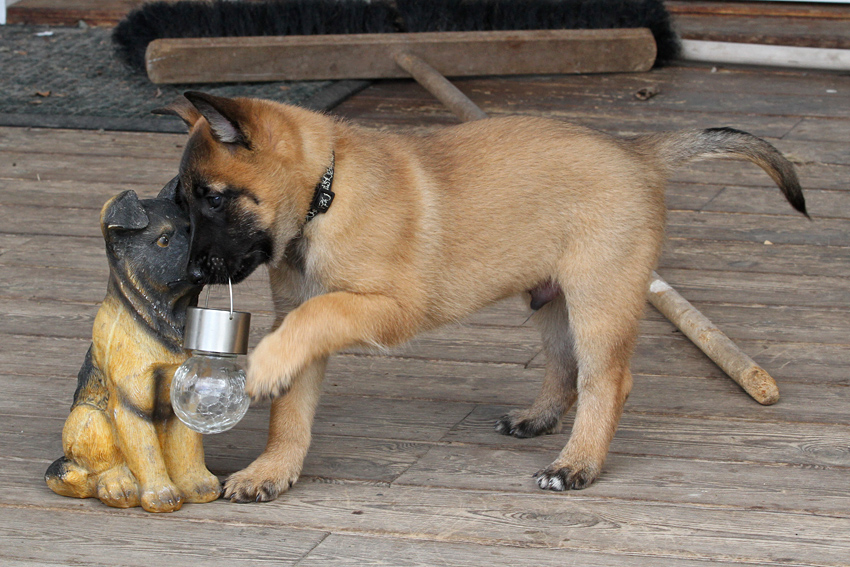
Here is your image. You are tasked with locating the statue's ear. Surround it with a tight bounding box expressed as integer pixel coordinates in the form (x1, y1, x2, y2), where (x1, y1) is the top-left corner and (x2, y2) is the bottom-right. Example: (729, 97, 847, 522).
(183, 91, 250, 148)
(157, 175, 181, 202)
(101, 190, 149, 232)
(152, 95, 202, 129)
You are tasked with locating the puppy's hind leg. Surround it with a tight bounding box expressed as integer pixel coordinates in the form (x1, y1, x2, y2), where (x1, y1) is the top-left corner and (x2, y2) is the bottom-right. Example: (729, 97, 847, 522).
(534, 254, 651, 491)
(496, 294, 578, 438)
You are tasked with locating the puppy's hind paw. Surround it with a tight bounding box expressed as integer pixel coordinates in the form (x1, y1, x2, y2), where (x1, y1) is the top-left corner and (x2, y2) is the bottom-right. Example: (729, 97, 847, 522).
(533, 464, 598, 492)
(495, 410, 560, 439)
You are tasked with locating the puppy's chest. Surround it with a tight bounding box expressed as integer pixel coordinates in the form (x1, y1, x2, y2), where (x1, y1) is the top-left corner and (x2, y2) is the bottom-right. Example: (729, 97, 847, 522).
(271, 261, 326, 312)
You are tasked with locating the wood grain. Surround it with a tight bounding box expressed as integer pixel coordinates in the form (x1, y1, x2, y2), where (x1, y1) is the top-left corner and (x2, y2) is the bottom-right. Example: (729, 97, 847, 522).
(146, 29, 656, 84)
(1, 62, 848, 566)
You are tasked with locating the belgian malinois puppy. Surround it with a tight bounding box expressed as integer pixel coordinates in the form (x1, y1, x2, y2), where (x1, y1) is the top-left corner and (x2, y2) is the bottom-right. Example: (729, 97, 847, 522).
(157, 92, 806, 502)
(45, 182, 220, 512)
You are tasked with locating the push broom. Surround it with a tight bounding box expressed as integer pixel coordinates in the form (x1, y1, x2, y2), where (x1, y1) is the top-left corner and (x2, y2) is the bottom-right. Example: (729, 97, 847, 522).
(113, 0, 782, 405)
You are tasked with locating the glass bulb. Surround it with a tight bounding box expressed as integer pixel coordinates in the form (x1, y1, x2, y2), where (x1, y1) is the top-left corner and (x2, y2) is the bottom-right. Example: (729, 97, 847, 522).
(171, 351, 250, 434)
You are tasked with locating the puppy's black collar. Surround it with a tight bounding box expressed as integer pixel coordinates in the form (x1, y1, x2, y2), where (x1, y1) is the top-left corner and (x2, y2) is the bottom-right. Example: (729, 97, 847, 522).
(305, 152, 335, 222)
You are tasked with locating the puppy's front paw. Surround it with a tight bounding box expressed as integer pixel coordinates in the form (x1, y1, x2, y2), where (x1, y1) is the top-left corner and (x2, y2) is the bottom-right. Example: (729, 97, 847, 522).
(223, 463, 299, 503)
(533, 463, 599, 492)
(246, 333, 301, 400)
(495, 410, 560, 439)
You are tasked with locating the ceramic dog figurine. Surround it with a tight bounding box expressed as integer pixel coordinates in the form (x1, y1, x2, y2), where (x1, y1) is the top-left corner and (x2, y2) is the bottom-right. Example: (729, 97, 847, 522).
(44, 180, 221, 513)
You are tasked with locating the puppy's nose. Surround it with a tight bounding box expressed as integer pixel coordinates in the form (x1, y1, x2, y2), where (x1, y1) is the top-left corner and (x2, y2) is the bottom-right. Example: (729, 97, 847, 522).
(188, 265, 205, 285)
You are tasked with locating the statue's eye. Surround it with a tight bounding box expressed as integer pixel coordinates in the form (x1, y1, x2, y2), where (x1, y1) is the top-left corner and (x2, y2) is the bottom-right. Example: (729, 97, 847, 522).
(157, 234, 170, 248)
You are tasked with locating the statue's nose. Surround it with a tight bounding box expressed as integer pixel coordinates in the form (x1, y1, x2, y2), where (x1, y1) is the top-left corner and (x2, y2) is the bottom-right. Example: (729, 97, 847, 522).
(187, 264, 205, 286)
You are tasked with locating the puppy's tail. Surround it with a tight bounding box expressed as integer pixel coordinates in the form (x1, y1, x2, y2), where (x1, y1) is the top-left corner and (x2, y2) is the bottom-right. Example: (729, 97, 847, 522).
(642, 127, 808, 217)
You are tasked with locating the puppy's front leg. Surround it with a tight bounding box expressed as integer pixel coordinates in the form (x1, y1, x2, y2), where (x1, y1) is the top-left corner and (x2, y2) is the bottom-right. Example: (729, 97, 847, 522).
(224, 357, 327, 503)
(247, 291, 415, 399)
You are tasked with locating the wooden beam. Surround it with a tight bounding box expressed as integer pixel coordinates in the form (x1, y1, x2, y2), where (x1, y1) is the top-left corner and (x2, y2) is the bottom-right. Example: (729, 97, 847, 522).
(145, 29, 657, 84)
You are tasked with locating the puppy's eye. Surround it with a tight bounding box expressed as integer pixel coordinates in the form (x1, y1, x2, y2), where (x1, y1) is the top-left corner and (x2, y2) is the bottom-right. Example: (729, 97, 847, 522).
(157, 234, 170, 248)
(207, 194, 224, 210)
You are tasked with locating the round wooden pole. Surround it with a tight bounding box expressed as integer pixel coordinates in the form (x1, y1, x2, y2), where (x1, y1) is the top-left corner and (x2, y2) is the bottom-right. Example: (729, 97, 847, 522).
(647, 272, 780, 405)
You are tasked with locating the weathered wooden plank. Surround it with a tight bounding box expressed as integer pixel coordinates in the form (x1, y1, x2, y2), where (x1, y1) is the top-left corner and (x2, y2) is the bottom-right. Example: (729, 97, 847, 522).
(339, 68, 850, 128)
(660, 239, 850, 278)
(700, 186, 850, 218)
(6, 259, 849, 329)
(396, 445, 850, 516)
(7, 0, 147, 27)
(673, 14, 850, 49)
(0, 264, 274, 312)
(5, 120, 843, 169)
(787, 117, 850, 144)
(1, 372, 476, 442)
(667, 1, 850, 19)
(7, 361, 849, 457)
(668, 160, 848, 192)
(3, 251, 846, 316)
(4, 453, 850, 566)
(6, 460, 848, 567)
(0, 204, 103, 238)
(0, 178, 168, 209)
(0, 126, 185, 158)
(2, 413, 433, 484)
(340, 90, 804, 140)
(300, 533, 780, 567)
(0, 151, 180, 186)
(21, 412, 850, 508)
(645, 267, 850, 309)
(370, 65, 850, 111)
(146, 29, 657, 84)
(2, 181, 843, 231)
(667, 210, 846, 247)
(445, 406, 850, 468)
(5, 293, 847, 349)
(0, 506, 327, 566)
(0, 197, 842, 244)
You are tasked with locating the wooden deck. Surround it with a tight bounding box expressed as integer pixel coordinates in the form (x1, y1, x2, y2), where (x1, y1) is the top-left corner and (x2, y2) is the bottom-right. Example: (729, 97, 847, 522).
(1, 62, 849, 565)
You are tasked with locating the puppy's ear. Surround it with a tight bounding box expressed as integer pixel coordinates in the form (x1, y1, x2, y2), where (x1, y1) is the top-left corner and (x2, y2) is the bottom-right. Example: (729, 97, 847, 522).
(157, 175, 181, 202)
(152, 95, 202, 130)
(101, 190, 150, 233)
(183, 91, 250, 148)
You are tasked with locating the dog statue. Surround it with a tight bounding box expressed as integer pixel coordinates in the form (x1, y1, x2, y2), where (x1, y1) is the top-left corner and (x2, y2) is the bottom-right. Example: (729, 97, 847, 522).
(156, 92, 806, 502)
(44, 180, 221, 513)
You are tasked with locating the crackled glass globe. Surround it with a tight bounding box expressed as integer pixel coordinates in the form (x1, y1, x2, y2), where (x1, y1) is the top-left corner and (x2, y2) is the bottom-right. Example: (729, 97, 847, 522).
(171, 351, 250, 434)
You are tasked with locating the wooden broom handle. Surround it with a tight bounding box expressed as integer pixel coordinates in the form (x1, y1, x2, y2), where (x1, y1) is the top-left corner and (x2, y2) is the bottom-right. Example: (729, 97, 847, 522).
(393, 52, 488, 122)
(395, 54, 780, 405)
(647, 273, 779, 404)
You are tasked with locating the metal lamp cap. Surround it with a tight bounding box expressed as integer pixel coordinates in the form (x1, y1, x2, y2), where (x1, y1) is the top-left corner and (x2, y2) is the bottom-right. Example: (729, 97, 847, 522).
(183, 306, 251, 355)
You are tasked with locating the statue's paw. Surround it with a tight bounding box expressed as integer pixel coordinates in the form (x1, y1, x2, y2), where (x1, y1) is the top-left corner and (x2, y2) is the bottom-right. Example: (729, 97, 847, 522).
(140, 480, 184, 513)
(95, 465, 140, 508)
(177, 469, 222, 504)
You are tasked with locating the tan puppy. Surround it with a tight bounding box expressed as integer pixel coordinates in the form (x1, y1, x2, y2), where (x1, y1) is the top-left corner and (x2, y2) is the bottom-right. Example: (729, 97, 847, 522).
(157, 92, 806, 502)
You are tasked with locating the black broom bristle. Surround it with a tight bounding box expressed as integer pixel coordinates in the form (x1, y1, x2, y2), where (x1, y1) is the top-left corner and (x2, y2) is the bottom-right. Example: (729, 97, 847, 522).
(113, 0, 680, 73)
(113, 0, 399, 71)
(395, 0, 680, 63)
